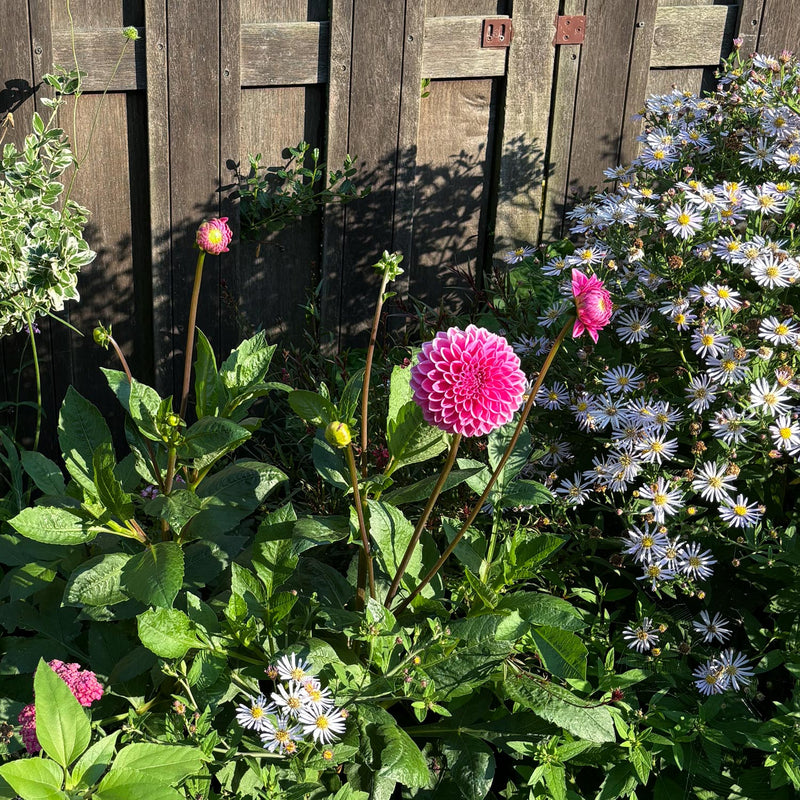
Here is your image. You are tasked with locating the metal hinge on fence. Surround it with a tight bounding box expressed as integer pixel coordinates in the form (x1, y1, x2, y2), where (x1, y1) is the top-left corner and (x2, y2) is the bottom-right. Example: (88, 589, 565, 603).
(553, 14, 586, 45)
(482, 18, 513, 48)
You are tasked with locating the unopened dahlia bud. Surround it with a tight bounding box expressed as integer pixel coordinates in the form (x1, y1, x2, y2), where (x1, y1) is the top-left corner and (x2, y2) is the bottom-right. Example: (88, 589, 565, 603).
(196, 217, 233, 255)
(325, 421, 352, 448)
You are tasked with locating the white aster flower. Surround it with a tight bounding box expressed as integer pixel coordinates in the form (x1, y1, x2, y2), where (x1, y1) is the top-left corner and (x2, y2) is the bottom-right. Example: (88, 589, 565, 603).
(622, 522, 668, 564)
(692, 610, 732, 644)
(685, 374, 719, 413)
(555, 473, 592, 506)
(659, 536, 685, 568)
(717, 649, 754, 690)
(297, 706, 347, 745)
(622, 617, 659, 653)
(664, 202, 703, 239)
(260, 713, 301, 753)
(706, 348, 750, 386)
(536, 381, 570, 410)
(616, 308, 653, 344)
(639, 477, 684, 523)
(271, 681, 308, 718)
(502, 245, 536, 264)
(236, 695, 275, 731)
(719, 494, 763, 528)
(601, 364, 644, 395)
(770, 413, 800, 452)
(637, 433, 678, 465)
(709, 407, 750, 445)
(703, 284, 742, 311)
(693, 659, 728, 695)
(275, 653, 315, 683)
(691, 325, 730, 359)
(678, 542, 717, 580)
(759, 316, 800, 345)
(750, 253, 793, 288)
(691, 462, 737, 502)
(749, 377, 792, 417)
(638, 560, 676, 590)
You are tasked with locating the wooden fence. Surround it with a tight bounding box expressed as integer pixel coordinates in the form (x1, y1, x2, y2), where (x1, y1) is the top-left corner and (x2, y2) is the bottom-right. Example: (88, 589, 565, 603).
(2, 0, 799, 446)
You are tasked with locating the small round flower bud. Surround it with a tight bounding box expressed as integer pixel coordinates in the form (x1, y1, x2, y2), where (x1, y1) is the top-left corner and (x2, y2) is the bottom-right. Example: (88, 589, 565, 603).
(167, 413, 182, 428)
(123, 26, 140, 40)
(196, 217, 233, 255)
(93, 325, 111, 348)
(325, 421, 352, 448)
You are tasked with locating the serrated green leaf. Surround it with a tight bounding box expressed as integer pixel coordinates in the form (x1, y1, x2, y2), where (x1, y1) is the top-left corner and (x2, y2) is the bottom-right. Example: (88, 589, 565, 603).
(101, 369, 163, 441)
(9, 506, 102, 545)
(505, 676, 615, 743)
(338, 368, 365, 423)
(1, 562, 56, 602)
(137, 608, 204, 658)
(0, 759, 66, 800)
(121, 542, 184, 608)
(387, 364, 413, 428)
(96, 769, 183, 800)
(386, 401, 448, 468)
(71, 732, 120, 788)
(64, 553, 131, 607)
(93, 442, 134, 519)
(219, 331, 275, 392)
(34, 659, 91, 767)
(177, 416, 251, 470)
(497, 593, 584, 631)
(384, 467, 484, 506)
(58, 387, 114, 493)
(441, 736, 495, 800)
(487, 421, 530, 495)
(21, 450, 65, 496)
(288, 389, 338, 426)
(194, 329, 227, 417)
(312, 433, 350, 490)
(528, 625, 588, 680)
(111, 743, 204, 784)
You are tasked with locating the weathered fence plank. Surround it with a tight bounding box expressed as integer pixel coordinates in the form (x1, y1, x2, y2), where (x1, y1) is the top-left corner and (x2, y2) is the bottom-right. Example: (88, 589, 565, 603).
(51, 29, 144, 91)
(240, 22, 329, 87)
(422, 16, 509, 79)
(650, 4, 738, 67)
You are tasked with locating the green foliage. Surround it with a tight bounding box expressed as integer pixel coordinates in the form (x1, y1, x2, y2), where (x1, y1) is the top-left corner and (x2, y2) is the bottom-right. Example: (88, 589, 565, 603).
(239, 141, 370, 240)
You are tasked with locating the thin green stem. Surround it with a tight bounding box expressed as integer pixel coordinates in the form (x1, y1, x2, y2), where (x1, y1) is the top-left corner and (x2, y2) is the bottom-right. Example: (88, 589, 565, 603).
(180, 250, 206, 419)
(480, 502, 502, 582)
(393, 318, 573, 614)
(360, 271, 391, 473)
(384, 433, 462, 607)
(25, 314, 42, 451)
(345, 443, 375, 603)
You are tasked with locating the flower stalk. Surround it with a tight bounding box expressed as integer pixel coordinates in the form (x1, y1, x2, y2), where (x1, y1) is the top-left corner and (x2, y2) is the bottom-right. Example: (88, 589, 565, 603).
(179, 250, 206, 420)
(393, 318, 573, 613)
(345, 442, 375, 606)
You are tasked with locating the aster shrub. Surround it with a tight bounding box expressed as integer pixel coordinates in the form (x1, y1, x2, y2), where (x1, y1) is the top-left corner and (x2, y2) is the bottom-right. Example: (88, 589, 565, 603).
(486, 48, 800, 797)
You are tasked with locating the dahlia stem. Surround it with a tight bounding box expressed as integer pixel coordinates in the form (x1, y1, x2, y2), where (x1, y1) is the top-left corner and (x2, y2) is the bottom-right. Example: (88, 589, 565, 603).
(360, 270, 391, 473)
(384, 433, 462, 607)
(179, 250, 206, 420)
(393, 318, 573, 614)
(25, 314, 42, 452)
(345, 442, 375, 604)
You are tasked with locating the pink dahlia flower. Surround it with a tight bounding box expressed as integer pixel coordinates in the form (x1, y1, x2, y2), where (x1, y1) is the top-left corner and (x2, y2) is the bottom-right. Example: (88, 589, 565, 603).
(196, 217, 233, 255)
(410, 325, 526, 437)
(571, 269, 612, 343)
(17, 660, 104, 753)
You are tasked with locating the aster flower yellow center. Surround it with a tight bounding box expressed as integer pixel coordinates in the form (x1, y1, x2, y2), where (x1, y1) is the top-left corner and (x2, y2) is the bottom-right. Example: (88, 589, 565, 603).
(675, 314, 686, 324)
(726, 242, 740, 252)
(617, 376, 629, 386)
(704, 673, 719, 685)
(718, 288, 730, 298)
(642, 535, 654, 548)
(290, 667, 305, 681)
(514, 247, 524, 256)
(780, 427, 792, 439)
(695, 388, 707, 398)
(688, 556, 701, 568)
(722, 359, 736, 372)
(766, 266, 779, 278)
(650, 441, 663, 452)
(316, 715, 330, 730)
(776, 324, 789, 335)
(251, 706, 264, 718)
(788, 154, 798, 165)
(647, 565, 660, 578)
(308, 688, 322, 702)
(577, 401, 588, 411)
(288, 697, 301, 709)
(548, 392, 558, 401)
(709, 476, 722, 488)
(777, 182, 791, 191)
(701, 334, 714, 346)
(677, 213, 691, 226)
(653, 493, 667, 507)
(763, 392, 776, 405)
(759, 196, 775, 208)
(734, 504, 748, 516)
(636, 630, 648, 641)
(630, 322, 642, 332)
(665, 546, 677, 558)
(275, 730, 289, 743)
(653, 149, 665, 160)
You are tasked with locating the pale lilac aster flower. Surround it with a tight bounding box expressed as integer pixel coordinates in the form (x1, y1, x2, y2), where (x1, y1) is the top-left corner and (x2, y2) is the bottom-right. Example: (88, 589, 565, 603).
(260, 713, 301, 753)
(693, 659, 728, 695)
(718, 649, 755, 690)
(616, 308, 653, 344)
(622, 617, 659, 653)
(710, 407, 750, 445)
(678, 542, 717, 580)
(759, 316, 800, 345)
(601, 364, 643, 395)
(706, 348, 749, 386)
(297, 706, 347, 745)
(691, 462, 737, 502)
(638, 561, 676, 590)
(410, 325, 526, 437)
(639, 477, 684, 523)
(664, 203, 703, 239)
(555, 473, 592, 506)
(749, 377, 792, 417)
(502, 245, 535, 264)
(685, 374, 719, 413)
(693, 610, 732, 644)
(271, 681, 307, 718)
(770, 413, 800, 451)
(751, 254, 793, 288)
(275, 654, 314, 683)
(691, 325, 730, 358)
(719, 494, 763, 528)
(236, 695, 275, 731)
(622, 522, 667, 564)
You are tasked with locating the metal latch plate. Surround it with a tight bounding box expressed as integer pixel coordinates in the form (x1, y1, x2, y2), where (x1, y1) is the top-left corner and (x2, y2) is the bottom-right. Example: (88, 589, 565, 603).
(553, 14, 586, 45)
(482, 18, 513, 48)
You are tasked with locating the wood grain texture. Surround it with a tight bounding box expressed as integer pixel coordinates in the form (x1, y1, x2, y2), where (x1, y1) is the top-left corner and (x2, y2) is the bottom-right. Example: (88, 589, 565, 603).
(756, 0, 800, 54)
(145, 0, 171, 393)
(241, 22, 329, 86)
(320, 0, 353, 348)
(422, 16, 508, 79)
(650, 4, 737, 67)
(735, 0, 764, 55)
(51, 29, 143, 91)
(497, 0, 560, 246)
(619, 0, 659, 167)
(556, 0, 638, 218)
(646, 66, 705, 96)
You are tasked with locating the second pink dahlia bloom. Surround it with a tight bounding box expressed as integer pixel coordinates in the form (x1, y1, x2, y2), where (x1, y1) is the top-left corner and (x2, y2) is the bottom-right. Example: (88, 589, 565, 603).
(571, 269, 612, 343)
(410, 325, 526, 437)
(196, 217, 233, 255)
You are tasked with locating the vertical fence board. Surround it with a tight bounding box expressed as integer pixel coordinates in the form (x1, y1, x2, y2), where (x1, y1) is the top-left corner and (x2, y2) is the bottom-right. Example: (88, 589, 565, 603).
(756, 0, 800, 54)
(164, 1, 221, 404)
(736, 0, 764, 54)
(619, 0, 659, 167)
(495, 0, 559, 249)
(145, 0, 171, 394)
(219, 0, 241, 358)
(540, 0, 585, 240)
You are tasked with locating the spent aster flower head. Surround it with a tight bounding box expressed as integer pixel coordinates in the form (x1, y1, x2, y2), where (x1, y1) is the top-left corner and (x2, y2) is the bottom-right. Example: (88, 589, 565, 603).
(410, 325, 526, 437)
(196, 217, 233, 255)
(571, 270, 613, 343)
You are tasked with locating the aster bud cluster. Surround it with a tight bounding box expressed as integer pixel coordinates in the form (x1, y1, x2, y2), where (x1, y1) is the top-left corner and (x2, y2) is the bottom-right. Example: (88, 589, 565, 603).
(234, 654, 346, 756)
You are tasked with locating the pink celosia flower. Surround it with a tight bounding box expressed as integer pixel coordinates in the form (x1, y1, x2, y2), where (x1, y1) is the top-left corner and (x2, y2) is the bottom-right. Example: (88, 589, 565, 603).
(17, 660, 104, 753)
(571, 270, 612, 343)
(410, 325, 526, 437)
(196, 217, 233, 255)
